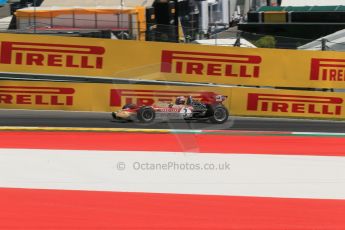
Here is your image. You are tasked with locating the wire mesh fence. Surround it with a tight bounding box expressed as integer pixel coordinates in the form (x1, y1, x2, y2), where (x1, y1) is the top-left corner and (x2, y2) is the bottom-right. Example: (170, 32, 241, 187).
(0, 14, 342, 50)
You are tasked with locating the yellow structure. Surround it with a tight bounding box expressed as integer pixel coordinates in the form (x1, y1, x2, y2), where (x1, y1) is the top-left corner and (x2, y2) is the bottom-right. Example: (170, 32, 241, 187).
(0, 33, 345, 88)
(1, 80, 344, 120)
(15, 7, 146, 40)
(263, 11, 287, 23)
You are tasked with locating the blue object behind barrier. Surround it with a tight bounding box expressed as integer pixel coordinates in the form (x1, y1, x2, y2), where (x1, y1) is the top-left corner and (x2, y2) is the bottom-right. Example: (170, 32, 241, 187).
(0, 0, 7, 5)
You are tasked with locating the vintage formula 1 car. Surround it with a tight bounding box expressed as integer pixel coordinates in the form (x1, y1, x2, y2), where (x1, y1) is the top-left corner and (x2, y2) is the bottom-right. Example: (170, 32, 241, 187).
(111, 94, 229, 124)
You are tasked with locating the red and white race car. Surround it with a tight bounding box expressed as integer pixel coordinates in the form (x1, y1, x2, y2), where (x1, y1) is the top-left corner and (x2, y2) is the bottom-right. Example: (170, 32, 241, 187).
(111, 95, 229, 124)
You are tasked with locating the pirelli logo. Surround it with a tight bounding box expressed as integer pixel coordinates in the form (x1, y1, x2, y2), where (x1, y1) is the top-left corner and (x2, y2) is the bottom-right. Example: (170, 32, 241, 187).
(247, 93, 343, 115)
(0, 86, 75, 106)
(110, 89, 217, 107)
(161, 50, 262, 78)
(310, 58, 345, 81)
(0, 41, 105, 69)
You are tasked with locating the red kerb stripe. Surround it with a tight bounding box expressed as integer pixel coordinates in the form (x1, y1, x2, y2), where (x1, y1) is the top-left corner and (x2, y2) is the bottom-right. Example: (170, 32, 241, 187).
(0, 131, 343, 156)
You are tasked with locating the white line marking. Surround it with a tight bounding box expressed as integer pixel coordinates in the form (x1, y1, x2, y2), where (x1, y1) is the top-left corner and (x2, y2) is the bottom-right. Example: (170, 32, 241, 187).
(0, 148, 345, 199)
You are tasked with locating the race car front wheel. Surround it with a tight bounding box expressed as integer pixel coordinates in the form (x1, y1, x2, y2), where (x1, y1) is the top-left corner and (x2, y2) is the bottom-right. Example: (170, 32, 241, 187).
(137, 107, 156, 123)
(209, 105, 229, 124)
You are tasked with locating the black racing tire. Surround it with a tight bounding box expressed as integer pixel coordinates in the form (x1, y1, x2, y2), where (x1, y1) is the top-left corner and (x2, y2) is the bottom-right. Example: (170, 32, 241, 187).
(137, 107, 155, 123)
(208, 105, 229, 124)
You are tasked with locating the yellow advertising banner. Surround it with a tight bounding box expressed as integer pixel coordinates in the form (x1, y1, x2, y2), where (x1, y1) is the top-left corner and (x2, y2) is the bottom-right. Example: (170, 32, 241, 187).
(0, 80, 231, 112)
(1, 33, 345, 88)
(1, 80, 345, 120)
(231, 87, 345, 120)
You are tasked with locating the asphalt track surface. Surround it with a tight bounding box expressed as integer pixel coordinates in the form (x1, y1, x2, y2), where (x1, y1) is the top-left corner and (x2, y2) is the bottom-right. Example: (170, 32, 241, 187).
(1, 109, 345, 132)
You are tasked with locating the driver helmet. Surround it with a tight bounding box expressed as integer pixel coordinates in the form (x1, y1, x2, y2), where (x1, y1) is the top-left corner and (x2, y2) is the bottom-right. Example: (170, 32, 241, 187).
(215, 95, 226, 102)
(175, 96, 186, 105)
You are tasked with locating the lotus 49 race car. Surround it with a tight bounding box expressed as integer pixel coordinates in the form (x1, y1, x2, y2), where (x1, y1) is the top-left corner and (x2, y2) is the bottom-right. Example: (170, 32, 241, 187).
(111, 94, 229, 124)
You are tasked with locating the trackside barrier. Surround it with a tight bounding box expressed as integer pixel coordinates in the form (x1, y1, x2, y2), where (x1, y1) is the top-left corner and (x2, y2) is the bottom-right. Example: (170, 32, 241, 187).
(1, 80, 345, 120)
(0, 80, 232, 112)
(231, 88, 345, 120)
(0, 33, 345, 88)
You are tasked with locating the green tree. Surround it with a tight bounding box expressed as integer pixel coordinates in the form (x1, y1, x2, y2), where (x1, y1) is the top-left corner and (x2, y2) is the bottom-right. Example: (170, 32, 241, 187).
(254, 36, 276, 48)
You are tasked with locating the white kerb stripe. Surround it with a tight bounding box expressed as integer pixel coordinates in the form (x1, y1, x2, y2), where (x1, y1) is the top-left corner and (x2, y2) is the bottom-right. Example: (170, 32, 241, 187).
(0, 148, 345, 199)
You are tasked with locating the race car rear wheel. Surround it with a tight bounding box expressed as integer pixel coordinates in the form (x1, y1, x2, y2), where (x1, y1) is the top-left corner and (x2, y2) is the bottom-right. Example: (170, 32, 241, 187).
(209, 105, 229, 124)
(137, 107, 156, 123)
